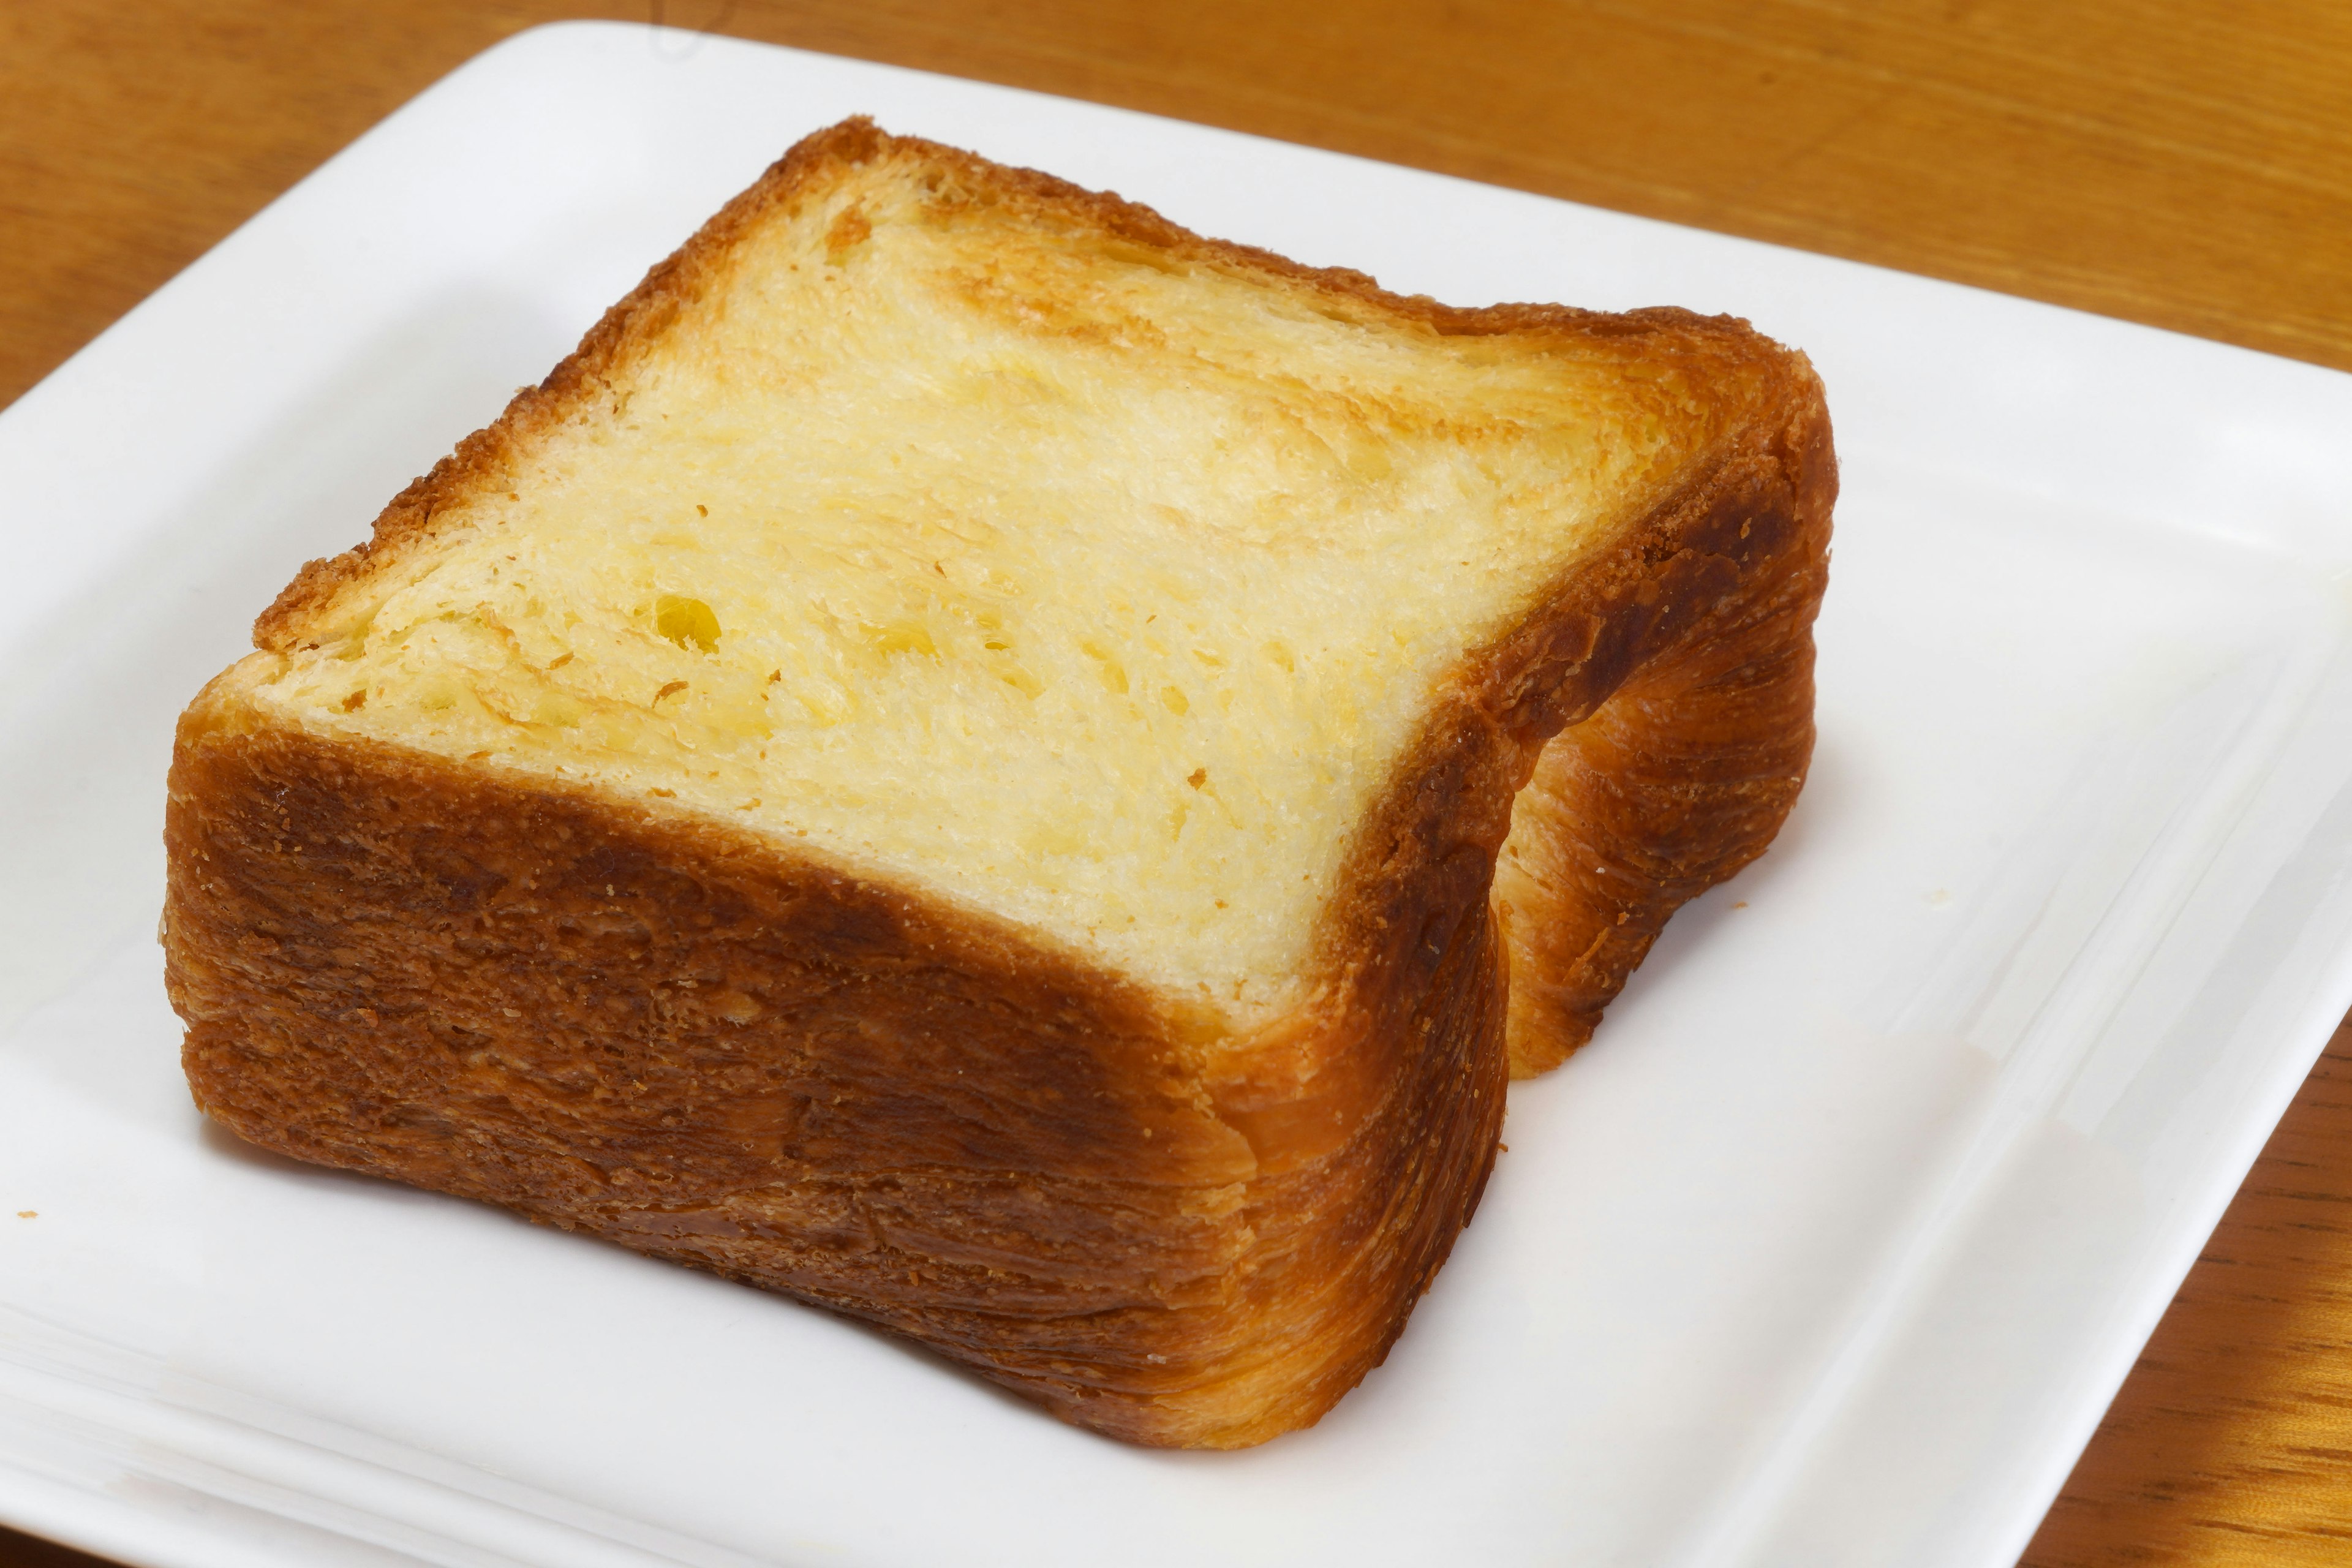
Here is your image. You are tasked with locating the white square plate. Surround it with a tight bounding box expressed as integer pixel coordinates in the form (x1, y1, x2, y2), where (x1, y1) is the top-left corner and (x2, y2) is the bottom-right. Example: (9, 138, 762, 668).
(4, 23, 2351, 1568)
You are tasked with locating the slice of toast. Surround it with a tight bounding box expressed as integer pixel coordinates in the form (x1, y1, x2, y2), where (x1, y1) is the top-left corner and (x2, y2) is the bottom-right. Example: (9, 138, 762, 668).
(162, 118, 1833, 1448)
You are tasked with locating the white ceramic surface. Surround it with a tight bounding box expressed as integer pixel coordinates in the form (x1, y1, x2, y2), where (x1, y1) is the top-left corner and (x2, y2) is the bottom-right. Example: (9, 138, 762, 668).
(3, 23, 2351, 1568)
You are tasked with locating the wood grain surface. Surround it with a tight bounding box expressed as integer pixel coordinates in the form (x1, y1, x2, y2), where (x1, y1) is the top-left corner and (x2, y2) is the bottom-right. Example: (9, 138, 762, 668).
(2, 2, 2349, 1564)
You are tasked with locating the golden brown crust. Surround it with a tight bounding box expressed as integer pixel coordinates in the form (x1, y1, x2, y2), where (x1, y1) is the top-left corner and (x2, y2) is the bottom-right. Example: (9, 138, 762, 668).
(165, 683, 1504, 1447)
(179, 116, 1837, 1447)
(1494, 375, 1835, 1074)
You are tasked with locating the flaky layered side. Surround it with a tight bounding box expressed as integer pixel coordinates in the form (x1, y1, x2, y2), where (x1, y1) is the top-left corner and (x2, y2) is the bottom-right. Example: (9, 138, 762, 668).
(163, 118, 1834, 1447)
(167, 679, 1507, 1447)
(1494, 398, 1834, 1075)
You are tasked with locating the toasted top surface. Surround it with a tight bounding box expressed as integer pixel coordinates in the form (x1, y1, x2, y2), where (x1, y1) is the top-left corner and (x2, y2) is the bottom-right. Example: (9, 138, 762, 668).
(244, 121, 1787, 1016)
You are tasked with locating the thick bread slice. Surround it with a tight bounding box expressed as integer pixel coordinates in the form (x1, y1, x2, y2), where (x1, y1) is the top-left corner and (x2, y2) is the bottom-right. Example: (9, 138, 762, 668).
(162, 118, 1834, 1448)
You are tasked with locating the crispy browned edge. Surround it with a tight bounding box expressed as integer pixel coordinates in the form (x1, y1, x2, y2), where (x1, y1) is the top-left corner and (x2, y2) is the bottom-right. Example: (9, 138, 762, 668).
(1496, 385, 1833, 1075)
(164, 118, 1834, 1449)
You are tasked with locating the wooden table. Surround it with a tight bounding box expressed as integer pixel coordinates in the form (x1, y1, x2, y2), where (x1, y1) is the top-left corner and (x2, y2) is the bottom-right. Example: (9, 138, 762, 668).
(2, 3, 2348, 1563)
